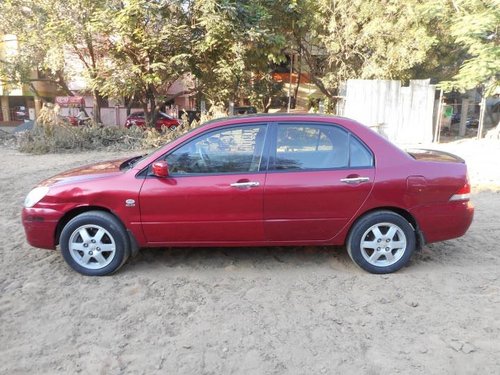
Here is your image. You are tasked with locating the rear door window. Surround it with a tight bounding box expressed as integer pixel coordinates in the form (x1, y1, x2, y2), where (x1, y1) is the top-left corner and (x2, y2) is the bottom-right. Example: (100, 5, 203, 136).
(270, 123, 373, 170)
(271, 124, 349, 170)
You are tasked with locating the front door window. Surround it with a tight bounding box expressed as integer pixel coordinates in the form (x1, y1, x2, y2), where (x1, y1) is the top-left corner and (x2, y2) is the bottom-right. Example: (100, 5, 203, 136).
(165, 125, 267, 174)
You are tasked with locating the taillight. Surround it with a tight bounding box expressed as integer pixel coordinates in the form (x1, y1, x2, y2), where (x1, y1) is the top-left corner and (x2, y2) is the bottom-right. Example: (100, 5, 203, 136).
(450, 181, 471, 201)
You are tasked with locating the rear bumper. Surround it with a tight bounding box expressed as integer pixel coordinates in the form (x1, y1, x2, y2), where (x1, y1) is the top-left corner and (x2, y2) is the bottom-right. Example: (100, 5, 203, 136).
(411, 200, 474, 244)
(22, 208, 61, 250)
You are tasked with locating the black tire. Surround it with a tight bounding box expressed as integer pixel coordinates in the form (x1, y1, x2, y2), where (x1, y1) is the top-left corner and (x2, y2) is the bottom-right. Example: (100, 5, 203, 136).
(60, 211, 130, 276)
(347, 211, 416, 274)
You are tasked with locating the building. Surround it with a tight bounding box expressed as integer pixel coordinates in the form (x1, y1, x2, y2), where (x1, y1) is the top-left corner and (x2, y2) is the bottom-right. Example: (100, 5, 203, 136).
(0, 34, 63, 124)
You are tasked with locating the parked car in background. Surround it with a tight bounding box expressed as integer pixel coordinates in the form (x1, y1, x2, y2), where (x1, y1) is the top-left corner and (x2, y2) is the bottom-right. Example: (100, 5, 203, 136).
(63, 116, 91, 126)
(450, 112, 479, 128)
(66, 116, 78, 126)
(466, 118, 479, 128)
(12, 106, 29, 121)
(233, 106, 257, 115)
(125, 111, 180, 131)
(22, 114, 474, 276)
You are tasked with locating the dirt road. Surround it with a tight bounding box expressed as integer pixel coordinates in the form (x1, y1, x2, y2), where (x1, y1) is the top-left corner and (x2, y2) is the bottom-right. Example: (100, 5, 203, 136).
(1, 139, 499, 374)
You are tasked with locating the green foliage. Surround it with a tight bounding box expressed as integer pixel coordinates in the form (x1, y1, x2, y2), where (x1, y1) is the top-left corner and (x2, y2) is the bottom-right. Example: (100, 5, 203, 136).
(439, 0, 499, 95)
(187, 0, 288, 104)
(247, 73, 284, 112)
(93, 0, 192, 123)
(297, 0, 439, 97)
(0, 0, 66, 94)
(2, 0, 498, 120)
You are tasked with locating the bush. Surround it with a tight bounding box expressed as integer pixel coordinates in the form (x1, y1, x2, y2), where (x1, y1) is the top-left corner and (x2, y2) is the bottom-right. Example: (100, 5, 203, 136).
(16, 106, 229, 154)
(16, 123, 197, 154)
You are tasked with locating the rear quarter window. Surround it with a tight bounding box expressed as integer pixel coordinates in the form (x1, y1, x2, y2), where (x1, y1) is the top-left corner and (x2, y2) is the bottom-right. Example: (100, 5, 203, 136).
(349, 136, 373, 167)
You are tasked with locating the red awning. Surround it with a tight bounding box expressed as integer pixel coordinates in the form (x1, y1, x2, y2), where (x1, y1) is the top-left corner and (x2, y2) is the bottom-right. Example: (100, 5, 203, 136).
(55, 96, 85, 106)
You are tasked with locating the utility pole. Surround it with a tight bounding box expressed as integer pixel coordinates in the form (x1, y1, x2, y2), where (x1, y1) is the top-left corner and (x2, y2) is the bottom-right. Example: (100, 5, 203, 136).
(433, 90, 444, 143)
(477, 96, 486, 140)
(287, 53, 294, 113)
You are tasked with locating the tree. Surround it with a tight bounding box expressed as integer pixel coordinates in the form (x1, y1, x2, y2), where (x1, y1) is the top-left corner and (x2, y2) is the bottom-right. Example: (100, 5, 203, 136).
(45, 0, 111, 122)
(437, 0, 499, 137)
(247, 72, 284, 112)
(93, 0, 192, 125)
(440, 0, 499, 96)
(186, 0, 287, 107)
(0, 1, 72, 101)
(294, 0, 439, 101)
(0, 0, 110, 122)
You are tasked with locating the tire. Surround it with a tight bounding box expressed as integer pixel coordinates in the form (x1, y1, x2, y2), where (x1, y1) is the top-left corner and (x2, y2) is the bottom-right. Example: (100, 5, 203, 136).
(347, 211, 416, 274)
(169, 125, 177, 131)
(60, 211, 130, 276)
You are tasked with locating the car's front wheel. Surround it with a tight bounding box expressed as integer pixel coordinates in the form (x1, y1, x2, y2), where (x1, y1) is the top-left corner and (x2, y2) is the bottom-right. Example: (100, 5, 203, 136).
(347, 211, 416, 274)
(60, 211, 130, 276)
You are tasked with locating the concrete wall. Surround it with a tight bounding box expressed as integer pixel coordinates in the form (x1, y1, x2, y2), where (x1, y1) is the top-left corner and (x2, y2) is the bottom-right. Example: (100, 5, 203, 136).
(340, 79, 436, 144)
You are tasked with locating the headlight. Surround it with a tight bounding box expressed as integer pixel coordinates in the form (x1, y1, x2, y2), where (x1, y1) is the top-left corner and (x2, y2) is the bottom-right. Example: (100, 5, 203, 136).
(24, 187, 50, 208)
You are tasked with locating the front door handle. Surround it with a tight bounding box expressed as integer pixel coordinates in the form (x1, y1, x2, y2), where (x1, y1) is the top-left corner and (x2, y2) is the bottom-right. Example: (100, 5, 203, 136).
(340, 177, 370, 184)
(230, 181, 260, 188)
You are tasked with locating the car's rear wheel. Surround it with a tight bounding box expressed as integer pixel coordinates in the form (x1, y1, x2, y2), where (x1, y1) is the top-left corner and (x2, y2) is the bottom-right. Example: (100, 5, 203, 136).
(347, 211, 415, 274)
(169, 125, 177, 131)
(60, 211, 130, 276)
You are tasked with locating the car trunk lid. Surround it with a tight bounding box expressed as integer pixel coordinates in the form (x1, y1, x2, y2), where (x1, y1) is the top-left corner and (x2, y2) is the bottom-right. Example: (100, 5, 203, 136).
(406, 149, 465, 163)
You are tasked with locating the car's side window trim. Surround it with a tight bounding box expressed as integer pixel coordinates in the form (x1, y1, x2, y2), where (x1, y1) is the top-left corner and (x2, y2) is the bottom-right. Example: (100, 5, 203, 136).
(266, 122, 278, 172)
(267, 121, 374, 172)
(143, 123, 271, 178)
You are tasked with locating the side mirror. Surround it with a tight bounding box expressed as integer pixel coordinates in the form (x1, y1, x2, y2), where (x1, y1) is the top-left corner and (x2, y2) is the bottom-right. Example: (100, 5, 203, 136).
(152, 160, 169, 178)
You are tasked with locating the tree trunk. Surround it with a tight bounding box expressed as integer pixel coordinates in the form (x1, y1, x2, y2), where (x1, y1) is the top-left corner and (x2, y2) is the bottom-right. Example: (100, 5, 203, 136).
(126, 95, 134, 116)
(92, 89, 102, 123)
(142, 103, 149, 125)
(293, 57, 302, 110)
(297, 37, 337, 101)
(55, 71, 74, 96)
(263, 97, 272, 113)
(145, 84, 157, 128)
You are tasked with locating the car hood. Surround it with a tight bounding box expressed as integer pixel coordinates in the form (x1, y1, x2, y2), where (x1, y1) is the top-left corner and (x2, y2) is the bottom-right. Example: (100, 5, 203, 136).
(39, 157, 130, 187)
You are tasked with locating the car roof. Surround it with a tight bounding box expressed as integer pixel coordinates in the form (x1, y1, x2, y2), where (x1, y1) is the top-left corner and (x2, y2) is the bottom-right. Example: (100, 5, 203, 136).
(133, 113, 413, 171)
(201, 113, 354, 127)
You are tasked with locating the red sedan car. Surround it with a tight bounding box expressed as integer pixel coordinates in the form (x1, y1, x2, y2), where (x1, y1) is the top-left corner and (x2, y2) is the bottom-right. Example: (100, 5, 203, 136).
(125, 111, 180, 131)
(22, 114, 473, 276)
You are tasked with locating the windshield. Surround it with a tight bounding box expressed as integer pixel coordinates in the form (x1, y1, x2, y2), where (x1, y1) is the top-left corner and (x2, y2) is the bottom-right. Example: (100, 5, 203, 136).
(120, 122, 213, 171)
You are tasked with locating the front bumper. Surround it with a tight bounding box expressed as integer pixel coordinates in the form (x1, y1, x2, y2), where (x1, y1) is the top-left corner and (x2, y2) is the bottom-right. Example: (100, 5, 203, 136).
(22, 208, 61, 250)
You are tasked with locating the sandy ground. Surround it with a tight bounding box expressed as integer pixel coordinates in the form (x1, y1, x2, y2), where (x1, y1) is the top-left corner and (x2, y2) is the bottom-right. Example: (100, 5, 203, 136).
(1, 138, 500, 374)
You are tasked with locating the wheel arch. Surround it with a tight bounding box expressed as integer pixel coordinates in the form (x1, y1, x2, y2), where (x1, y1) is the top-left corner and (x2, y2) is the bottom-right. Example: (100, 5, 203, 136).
(347, 206, 425, 250)
(55, 206, 139, 256)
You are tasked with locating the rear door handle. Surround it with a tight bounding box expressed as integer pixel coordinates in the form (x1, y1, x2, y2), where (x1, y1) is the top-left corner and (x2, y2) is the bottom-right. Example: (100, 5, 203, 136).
(230, 181, 260, 188)
(340, 177, 370, 184)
